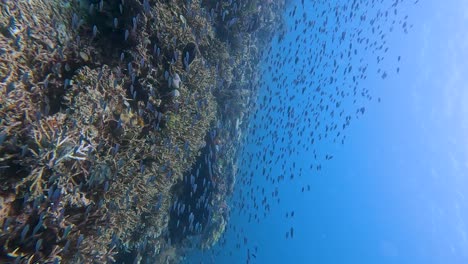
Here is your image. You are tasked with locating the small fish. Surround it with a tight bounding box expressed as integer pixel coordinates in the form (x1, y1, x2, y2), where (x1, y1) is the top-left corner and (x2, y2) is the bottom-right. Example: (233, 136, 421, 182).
(140, 160, 145, 174)
(62, 225, 72, 240)
(3, 217, 11, 232)
(113, 143, 120, 155)
(6, 82, 15, 94)
(92, 25, 98, 38)
(127, 62, 133, 75)
(132, 17, 137, 32)
(143, 0, 150, 13)
(52, 188, 61, 202)
(72, 13, 80, 30)
(64, 79, 71, 89)
(0, 132, 7, 145)
(63, 240, 70, 252)
(33, 217, 43, 236)
(77, 234, 84, 247)
(20, 224, 30, 242)
(35, 239, 43, 252)
(89, 3, 94, 14)
(124, 29, 129, 41)
(118, 158, 124, 168)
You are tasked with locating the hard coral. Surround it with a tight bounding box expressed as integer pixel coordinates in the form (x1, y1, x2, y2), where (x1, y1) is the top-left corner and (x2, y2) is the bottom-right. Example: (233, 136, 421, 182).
(0, 0, 286, 262)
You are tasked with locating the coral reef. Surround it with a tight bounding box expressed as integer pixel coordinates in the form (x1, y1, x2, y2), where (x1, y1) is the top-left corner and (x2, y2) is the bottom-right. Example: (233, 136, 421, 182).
(0, 0, 286, 262)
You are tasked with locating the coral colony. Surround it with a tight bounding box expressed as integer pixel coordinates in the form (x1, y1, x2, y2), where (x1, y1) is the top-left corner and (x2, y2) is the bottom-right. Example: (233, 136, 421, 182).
(0, 0, 286, 263)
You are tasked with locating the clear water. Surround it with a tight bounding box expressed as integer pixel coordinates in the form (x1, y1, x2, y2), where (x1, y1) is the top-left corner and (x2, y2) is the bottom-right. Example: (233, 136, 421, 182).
(186, 0, 468, 263)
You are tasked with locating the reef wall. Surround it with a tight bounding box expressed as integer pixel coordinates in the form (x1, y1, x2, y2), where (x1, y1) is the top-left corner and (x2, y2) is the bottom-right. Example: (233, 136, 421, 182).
(0, 0, 285, 263)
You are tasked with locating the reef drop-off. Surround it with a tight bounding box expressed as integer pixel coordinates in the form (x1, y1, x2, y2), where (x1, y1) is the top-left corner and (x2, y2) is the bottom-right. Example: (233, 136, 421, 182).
(0, 0, 286, 263)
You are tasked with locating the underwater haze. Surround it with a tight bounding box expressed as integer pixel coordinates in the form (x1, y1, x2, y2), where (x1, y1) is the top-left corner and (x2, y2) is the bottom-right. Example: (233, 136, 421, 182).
(188, 0, 468, 263)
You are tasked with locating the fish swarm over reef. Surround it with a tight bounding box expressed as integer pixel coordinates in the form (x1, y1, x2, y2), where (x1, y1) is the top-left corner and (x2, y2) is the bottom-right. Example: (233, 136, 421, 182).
(0, 0, 285, 263)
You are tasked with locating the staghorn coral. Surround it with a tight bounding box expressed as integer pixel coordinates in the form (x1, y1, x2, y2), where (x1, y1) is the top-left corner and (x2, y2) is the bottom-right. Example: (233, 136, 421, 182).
(1, 0, 286, 262)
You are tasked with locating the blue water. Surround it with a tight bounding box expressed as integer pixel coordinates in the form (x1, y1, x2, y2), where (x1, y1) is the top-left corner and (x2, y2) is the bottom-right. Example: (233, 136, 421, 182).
(186, 0, 468, 263)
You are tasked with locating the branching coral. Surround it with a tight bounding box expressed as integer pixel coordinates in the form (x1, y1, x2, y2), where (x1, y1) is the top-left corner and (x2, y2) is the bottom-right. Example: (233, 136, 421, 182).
(0, 0, 286, 262)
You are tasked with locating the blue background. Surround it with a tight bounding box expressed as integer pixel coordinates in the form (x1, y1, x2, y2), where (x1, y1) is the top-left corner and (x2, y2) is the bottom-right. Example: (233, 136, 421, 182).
(186, 0, 468, 263)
